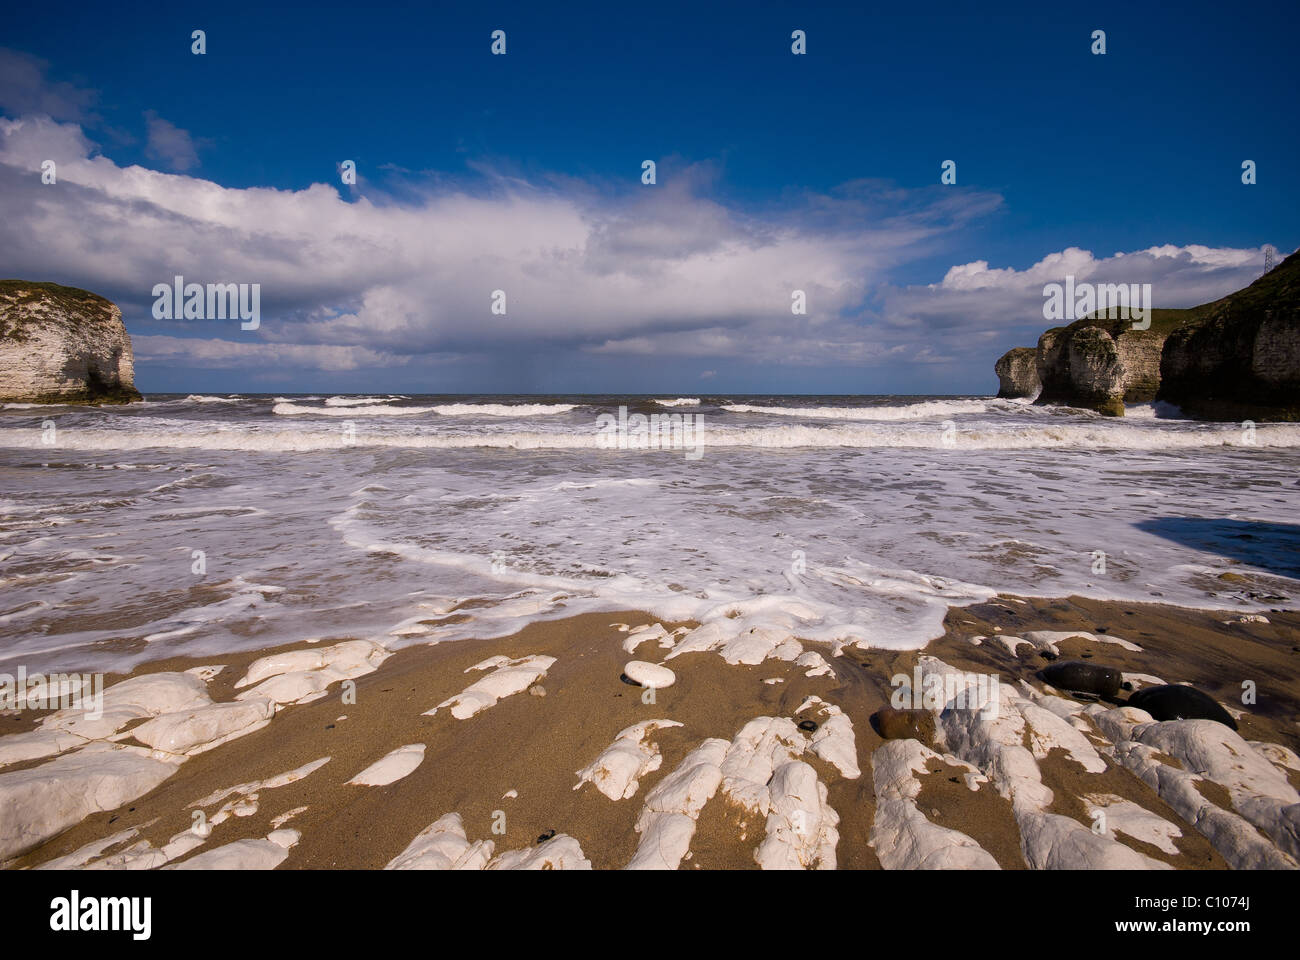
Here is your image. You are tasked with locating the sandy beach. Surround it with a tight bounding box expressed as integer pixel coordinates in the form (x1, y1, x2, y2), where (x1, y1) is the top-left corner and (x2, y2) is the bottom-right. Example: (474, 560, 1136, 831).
(4, 11, 1299, 951)
(6, 593, 1296, 871)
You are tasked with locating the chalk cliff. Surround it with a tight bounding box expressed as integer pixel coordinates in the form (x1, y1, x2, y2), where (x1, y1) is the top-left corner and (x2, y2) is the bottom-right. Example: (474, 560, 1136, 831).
(994, 346, 1039, 398)
(994, 250, 1298, 420)
(1158, 251, 1300, 420)
(0, 280, 141, 404)
(1033, 321, 1168, 417)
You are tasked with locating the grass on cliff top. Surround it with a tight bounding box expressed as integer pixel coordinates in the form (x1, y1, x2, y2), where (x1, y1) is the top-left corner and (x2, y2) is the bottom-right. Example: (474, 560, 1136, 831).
(0, 280, 116, 341)
(1046, 248, 1300, 341)
(0, 279, 112, 310)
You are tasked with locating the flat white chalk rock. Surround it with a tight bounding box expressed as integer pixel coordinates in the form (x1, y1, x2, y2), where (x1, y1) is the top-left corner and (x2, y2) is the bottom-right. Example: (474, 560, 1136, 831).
(426, 655, 556, 719)
(386, 812, 495, 870)
(0, 742, 182, 860)
(347, 743, 426, 786)
(488, 833, 591, 870)
(575, 719, 682, 800)
(131, 697, 275, 755)
(167, 830, 300, 870)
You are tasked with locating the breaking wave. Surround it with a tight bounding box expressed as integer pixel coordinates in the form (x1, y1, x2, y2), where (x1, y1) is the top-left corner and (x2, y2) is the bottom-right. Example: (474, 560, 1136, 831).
(721, 400, 993, 420)
(4, 420, 1299, 453)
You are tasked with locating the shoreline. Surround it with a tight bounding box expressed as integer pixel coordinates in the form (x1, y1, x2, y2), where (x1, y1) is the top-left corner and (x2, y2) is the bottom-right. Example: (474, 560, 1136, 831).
(3, 594, 1298, 870)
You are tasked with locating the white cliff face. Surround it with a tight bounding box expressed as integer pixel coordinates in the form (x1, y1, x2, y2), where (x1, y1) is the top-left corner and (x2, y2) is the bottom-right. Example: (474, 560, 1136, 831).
(0, 280, 140, 403)
(994, 346, 1039, 399)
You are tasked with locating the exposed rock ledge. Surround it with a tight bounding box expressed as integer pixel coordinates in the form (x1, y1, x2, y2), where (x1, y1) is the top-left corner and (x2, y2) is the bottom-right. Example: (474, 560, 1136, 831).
(0, 280, 141, 404)
(994, 250, 1298, 419)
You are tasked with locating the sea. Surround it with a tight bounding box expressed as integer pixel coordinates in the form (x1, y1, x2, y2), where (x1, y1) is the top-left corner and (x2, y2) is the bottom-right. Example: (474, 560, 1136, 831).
(2, 394, 1298, 674)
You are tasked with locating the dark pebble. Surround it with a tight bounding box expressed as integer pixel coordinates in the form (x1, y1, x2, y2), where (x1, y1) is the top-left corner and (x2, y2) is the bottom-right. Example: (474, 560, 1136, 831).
(1040, 660, 1122, 698)
(1127, 685, 1238, 730)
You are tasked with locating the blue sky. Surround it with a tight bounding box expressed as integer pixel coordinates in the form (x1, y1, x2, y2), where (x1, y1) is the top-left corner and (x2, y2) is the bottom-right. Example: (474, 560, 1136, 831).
(1, 0, 1296, 394)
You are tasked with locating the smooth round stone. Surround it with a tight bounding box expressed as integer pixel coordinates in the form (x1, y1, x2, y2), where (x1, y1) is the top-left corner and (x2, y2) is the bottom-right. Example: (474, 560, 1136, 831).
(1127, 684, 1238, 729)
(623, 660, 676, 689)
(1040, 660, 1122, 698)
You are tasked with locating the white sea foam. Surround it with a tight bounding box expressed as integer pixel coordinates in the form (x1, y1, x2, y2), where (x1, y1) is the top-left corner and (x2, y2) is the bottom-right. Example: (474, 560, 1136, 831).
(323, 396, 395, 407)
(1125, 401, 1187, 419)
(2, 395, 1297, 678)
(653, 398, 701, 406)
(721, 399, 992, 419)
(272, 402, 439, 417)
(429, 403, 579, 416)
(270, 401, 579, 418)
(4, 419, 1299, 452)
